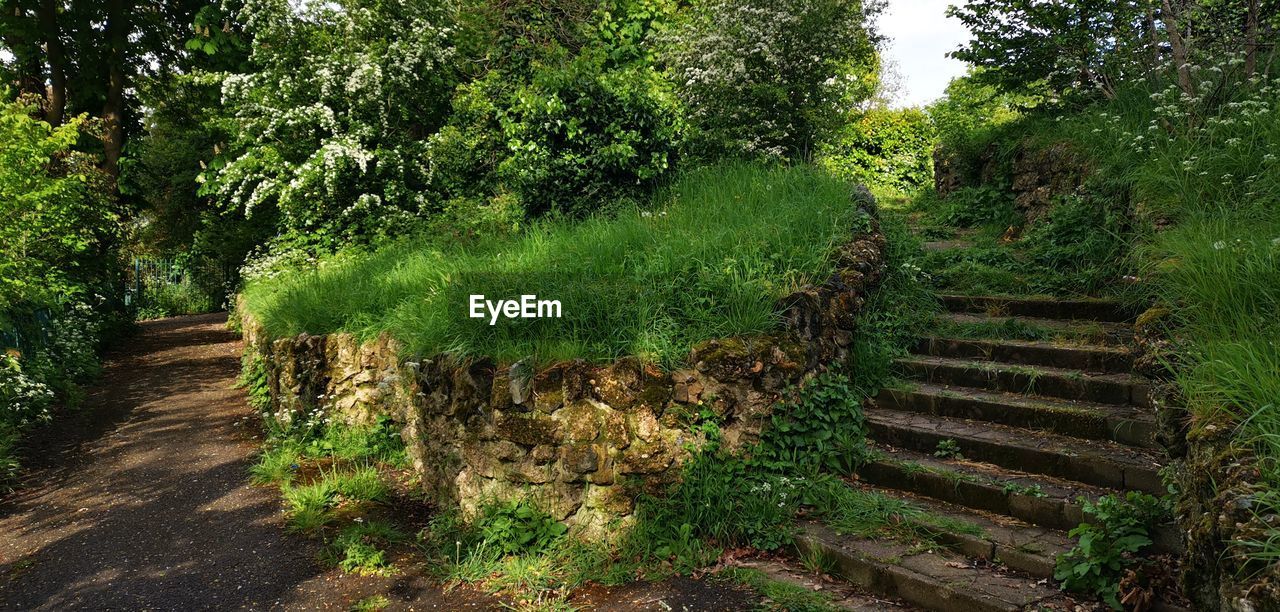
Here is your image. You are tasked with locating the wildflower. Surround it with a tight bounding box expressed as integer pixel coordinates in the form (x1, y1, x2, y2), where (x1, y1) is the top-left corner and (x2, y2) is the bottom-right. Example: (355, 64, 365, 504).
(1213, 241, 1227, 250)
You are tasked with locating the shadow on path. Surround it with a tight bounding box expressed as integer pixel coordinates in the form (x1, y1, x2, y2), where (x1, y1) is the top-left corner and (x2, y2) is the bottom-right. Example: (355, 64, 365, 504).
(0, 314, 486, 610)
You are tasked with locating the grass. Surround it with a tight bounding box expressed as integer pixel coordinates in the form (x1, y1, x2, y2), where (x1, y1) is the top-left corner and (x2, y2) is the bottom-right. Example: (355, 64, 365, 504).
(716, 566, 840, 612)
(805, 474, 985, 542)
(241, 163, 871, 367)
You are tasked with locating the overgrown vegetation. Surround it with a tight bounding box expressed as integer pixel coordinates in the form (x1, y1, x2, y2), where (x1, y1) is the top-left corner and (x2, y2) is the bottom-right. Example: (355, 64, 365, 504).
(241, 164, 870, 366)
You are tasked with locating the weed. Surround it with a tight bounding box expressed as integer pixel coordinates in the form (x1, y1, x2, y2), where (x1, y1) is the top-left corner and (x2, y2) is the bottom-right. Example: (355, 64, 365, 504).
(1054, 492, 1171, 609)
(1002, 482, 1048, 498)
(350, 595, 391, 612)
(324, 520, 406, 576)
(717, 566, 840, 612)
(933, 439, 964, 459)
(475, 500, 569, 556)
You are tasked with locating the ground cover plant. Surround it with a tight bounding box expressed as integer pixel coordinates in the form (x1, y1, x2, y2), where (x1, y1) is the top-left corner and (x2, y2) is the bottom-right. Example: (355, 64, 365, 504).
(240, 164, 871, 367)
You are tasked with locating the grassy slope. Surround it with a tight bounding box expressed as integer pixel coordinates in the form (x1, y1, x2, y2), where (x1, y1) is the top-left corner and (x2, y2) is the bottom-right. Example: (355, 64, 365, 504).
(241, 164, 869, 367)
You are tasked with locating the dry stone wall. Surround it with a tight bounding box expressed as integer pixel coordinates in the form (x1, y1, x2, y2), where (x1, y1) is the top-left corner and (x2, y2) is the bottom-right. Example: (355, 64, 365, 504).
(241, 190, 887, 537)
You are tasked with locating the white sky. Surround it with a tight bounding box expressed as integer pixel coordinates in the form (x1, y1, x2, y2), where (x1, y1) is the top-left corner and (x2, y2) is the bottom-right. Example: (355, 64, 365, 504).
(878, 0, 972, 108)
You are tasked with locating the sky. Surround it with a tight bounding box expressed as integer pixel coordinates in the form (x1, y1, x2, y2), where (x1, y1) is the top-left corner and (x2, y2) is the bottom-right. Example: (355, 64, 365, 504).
(878, 0, 972, 108)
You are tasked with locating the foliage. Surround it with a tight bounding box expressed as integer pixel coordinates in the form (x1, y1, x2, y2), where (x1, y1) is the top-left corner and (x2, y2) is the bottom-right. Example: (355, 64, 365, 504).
(820, 107, 935, 193)
(934, 185, 1020, 229)
(474, 500, 570, 556)
(0, 98, 117, 311)
(1054, 492, 1171, 609)
(324, 521, 407, 576)
(240, 164, 868, 366)
(949, 0, 1278, 100)
(661, 0, 883, 160)
(203, 0, 458, 243)
(756, 373, 870, 475)
(716, 566, 840, 612)
(434, 51, 684, 218)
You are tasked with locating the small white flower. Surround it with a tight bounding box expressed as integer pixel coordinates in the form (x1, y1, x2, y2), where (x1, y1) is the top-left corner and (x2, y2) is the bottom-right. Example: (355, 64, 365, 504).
(1213, 241, 1227, 250)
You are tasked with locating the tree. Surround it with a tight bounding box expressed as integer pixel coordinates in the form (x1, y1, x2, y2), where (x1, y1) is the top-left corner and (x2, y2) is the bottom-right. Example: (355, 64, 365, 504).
(1, 0, 210, 178)
(661, 0, 884, 161)
(202, 0, 458, 243)
(948, 0, 1280, 100)
(0, 96, 117, 311)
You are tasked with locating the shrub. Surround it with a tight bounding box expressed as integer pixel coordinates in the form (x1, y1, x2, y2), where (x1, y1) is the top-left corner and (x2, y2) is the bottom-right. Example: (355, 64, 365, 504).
(437, 52, 684, 218)
(1055, 492, 1171, 609)
(204, 0, 457, 243)
(661, 0, 882, 160)
(820, 107, 936, 193)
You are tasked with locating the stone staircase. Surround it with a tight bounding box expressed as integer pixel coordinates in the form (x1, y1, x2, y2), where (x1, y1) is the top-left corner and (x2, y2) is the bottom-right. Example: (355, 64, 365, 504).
(795, 292, 1182, 611)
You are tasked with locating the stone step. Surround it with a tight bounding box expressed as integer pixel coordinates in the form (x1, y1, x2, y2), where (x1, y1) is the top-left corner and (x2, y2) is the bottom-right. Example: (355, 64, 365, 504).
(923, 239, 975, 252)
(877, 383, 1157, 448)
(939, 312, 1131, 347)
(895, 356, 1151, 407)
(856, 446, 1185, 556)
(857, 445, 1096, 531)
(914, 336, 1133, 374)
(847, 483, 1073, 579)
(865, 408, 1165, 494)
(795, 521, 1076, 612)
(939, 294, 1132, 323)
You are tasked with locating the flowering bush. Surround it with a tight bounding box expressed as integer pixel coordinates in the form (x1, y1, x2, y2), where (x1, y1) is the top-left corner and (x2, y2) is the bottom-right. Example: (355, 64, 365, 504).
(0, 355, 55, 430)
(203, 0, 458, 243)
(661, 0, 882, 160)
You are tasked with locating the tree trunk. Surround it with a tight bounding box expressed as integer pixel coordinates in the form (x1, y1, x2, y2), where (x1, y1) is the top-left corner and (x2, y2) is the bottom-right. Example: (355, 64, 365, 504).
(1161, 0, 1196, 96)
(1145, 2, 1161, 71)
(101, 0, 128, 177)
(1244, 0, 1260, 76)
(38, 0, 66, 126)
(2, 3, 45, 100)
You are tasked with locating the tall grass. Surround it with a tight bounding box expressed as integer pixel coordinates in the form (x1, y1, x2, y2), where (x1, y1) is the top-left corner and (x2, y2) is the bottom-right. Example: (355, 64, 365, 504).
(241, 164, 869, 366)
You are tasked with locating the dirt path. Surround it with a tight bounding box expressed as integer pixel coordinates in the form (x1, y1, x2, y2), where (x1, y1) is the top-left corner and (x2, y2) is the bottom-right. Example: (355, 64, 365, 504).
(0, 313, 758, 611)
(0, 314, 492, 610)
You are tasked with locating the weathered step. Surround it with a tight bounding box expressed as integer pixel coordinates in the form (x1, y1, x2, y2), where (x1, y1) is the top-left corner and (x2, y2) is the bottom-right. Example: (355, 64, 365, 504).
(858, 446, 1185, 556)
(857, 445, 1094, 531)
(866, 409, 1165, 494)
(877, 383, 1157, 448)
(914, 336, 1133, 374)
(939, 312, 1131, 347)
(848, 483, 1073, 579)
(923, 239, 975, 252)
(939, 294, 1132, 323)
(895, 356, 1151, 407)
(795, 521, 1075, 612)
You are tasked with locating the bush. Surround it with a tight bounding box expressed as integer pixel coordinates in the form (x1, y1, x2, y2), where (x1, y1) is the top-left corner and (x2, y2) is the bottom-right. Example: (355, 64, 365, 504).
(661, 0, 882, 160)
(820, 107, 936, 193)
(435, 52, 684, 218)
(204, 0, 457, 243)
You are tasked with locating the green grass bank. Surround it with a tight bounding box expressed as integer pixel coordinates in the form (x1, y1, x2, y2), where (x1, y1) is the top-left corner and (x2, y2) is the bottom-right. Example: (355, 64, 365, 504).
(240, 164, 871, 367)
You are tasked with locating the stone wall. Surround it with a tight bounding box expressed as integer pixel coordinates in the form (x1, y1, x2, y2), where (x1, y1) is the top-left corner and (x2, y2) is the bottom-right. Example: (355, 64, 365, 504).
(934, 140, 1090, 220)
(242, 191, 887, 537)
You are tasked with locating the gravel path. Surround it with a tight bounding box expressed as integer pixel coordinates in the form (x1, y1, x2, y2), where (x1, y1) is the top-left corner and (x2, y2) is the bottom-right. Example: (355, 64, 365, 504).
(0, 313, 758, 611)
